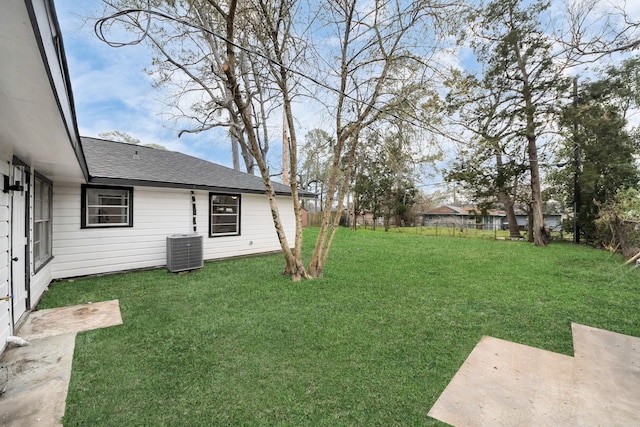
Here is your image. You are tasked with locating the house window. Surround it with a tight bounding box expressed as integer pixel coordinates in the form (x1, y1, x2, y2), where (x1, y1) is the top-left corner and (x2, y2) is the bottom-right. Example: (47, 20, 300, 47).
(82, 185, 133, 228)
(209, 193, 240, 237)
(33, 174, 53, 271)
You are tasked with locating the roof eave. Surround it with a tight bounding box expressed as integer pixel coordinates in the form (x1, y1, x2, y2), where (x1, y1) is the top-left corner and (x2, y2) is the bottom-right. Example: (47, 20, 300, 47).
(26, 0, 89, 181)
(88, 176, 302, 196)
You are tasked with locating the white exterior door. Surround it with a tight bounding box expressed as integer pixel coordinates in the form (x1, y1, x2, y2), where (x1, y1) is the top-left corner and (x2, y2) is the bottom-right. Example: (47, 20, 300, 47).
(10, 165, 28, 325)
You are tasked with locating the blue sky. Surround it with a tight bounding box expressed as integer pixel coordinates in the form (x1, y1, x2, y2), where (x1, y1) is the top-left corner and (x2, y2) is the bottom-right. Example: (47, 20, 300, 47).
(55, 0, 259, 169)
(53, 0, 454, 188)
(54, 0, 640, 193)
(54, 0, 340, 174)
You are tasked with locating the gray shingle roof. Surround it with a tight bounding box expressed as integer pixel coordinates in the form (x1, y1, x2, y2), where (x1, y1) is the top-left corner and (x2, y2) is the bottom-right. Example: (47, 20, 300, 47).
(81, 137, 306, 196)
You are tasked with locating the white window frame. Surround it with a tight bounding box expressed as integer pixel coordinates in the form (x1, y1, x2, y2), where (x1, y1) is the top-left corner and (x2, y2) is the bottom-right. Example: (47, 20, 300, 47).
(209, 193, 240, 237)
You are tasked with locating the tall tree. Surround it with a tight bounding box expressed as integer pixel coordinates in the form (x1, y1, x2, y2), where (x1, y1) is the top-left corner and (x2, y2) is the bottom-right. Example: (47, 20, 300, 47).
(307, 0, 457, 276)
(246, 0, 309, 277)
(551, 60, 640, 244)
(213, 0, 313, 279)
(467, 0, 570, 245)
(443, 71, 527, 238)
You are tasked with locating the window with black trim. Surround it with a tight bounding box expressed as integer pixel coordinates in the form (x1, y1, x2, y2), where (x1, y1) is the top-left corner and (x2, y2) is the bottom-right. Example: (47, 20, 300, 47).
(33, 174, 53, 270)
(209, 193, 240, 236)
(82, 185, 133, 228)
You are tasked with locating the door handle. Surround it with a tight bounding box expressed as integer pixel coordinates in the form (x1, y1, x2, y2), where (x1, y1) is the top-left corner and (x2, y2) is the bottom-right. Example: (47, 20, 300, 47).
(11, 257, 18, 262)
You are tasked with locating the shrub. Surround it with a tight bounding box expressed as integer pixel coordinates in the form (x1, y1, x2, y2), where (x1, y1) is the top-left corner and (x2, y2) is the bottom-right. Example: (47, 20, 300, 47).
(594, 188, 640, 258)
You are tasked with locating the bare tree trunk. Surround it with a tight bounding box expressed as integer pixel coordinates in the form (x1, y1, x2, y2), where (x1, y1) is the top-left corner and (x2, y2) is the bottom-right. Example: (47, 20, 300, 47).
(228, 63, 301, 277)
(307, 131, 352, 277)
(254, 0, 308, 279)
(352, 196, 358, 230)
(494, 151, 521, 238)
(283, 97, 307, 279)
(513, 23, 547, 246)
(219, 0, 303, 279)
(229, 134, 240, 170)
(499, 192, 521, 238)
(527, 134, 547, 245)
(522, 80, 546, 245)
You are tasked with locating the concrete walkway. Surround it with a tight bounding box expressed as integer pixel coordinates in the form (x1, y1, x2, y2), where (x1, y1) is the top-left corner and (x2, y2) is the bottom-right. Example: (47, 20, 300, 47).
(428, 323, 640, 426)
(0, 300, 122, 426)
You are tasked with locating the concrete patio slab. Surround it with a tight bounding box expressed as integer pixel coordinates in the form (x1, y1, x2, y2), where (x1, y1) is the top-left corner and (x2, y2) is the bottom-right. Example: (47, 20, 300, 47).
(0, 300, 122, 427)
(0, 333, 75, 426)
(572, 324, 640, 425)
(428, 336, 578, 426)
(428, 323, 640, 426)
(18, 299, 123, 341)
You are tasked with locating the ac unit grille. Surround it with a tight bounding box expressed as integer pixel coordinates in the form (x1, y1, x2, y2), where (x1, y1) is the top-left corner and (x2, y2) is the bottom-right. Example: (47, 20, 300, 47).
(166, 234, 203, 272)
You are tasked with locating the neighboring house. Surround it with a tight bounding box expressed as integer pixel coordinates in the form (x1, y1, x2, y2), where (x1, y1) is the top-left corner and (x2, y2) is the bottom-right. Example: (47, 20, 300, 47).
(503, 214, 562, 232)
(423, 205, 504, 230)
(423, 205, 562, 231)
(0, 0, 303, 353)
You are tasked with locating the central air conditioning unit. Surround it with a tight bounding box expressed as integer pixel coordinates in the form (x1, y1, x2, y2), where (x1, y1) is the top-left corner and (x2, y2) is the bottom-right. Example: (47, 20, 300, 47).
(166, 234, 203, 272)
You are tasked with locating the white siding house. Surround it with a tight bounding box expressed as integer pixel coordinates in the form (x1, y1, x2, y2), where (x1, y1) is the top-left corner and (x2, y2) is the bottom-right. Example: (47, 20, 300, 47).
(0, 0, 304, 353)
(52, 185, 296, 279)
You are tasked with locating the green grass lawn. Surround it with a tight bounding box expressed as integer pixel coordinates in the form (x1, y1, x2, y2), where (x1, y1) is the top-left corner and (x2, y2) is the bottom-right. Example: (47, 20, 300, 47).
(39, 228, 640, 426)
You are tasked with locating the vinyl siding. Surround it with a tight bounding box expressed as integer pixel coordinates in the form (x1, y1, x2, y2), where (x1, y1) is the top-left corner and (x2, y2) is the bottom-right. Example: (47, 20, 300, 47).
(52, 184, 295, 279)
(0, 161, 10, 351)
